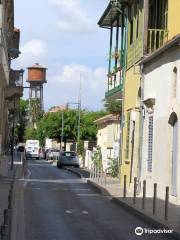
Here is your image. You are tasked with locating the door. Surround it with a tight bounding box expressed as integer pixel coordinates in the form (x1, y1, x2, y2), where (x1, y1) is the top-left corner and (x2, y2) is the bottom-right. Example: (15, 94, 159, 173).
(172, 120, 178, 196)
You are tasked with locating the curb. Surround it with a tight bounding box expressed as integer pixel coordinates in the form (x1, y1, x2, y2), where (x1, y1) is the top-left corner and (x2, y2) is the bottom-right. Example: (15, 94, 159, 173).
(87, 180, 111, 196)
(87, 180, 180, 240)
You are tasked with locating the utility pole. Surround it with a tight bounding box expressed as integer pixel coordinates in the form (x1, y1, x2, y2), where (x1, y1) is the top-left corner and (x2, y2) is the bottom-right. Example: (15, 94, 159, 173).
(60, 110, 64, 151)
(77, 77, 82, 146)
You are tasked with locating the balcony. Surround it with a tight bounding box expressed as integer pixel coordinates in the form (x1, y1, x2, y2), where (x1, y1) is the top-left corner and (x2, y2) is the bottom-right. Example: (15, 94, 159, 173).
(0, 29, 10, 84)
(8, 28, 21, 59)
(147, 29, 168, 54)
(5, 69, 24, 100)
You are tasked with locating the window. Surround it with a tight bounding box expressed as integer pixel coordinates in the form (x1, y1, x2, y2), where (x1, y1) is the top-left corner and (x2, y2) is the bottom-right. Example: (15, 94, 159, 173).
(172, 67, 177, 98)
(136, 0, 140, 38)
(147, 115, 154, 172)
(129, 5, 134, 45)
(125, 112, 131, 159)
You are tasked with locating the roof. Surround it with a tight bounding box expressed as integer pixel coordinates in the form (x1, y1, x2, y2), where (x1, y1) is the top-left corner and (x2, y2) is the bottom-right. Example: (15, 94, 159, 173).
(47, 105, 66, 113)
(98, 1, 122, 28)
(140, 34, 180, 65)
(94, 114, 120, 125)
(28, 63, 47, 69)
(98, 1, 133, 28)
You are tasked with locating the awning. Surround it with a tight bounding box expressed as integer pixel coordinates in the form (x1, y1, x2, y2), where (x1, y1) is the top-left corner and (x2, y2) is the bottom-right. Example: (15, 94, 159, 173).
(98, 1, 129, 28)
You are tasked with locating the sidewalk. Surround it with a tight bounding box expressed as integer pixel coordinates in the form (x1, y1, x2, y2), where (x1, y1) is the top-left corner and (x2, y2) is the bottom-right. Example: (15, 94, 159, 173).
(67, 166, 180, 239)
(0, 154, 23, 239)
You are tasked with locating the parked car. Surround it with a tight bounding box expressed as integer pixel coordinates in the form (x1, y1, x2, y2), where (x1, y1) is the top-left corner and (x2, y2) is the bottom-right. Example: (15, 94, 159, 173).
(57, 151, 79, 168)
(47, 149, 60, 160)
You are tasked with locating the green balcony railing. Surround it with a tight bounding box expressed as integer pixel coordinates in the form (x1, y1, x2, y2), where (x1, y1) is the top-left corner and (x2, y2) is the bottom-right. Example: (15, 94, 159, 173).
(147, 29, 168, 54)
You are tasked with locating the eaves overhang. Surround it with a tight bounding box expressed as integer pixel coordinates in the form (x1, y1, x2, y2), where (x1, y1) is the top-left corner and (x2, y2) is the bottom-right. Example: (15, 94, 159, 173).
(98, 1, 129, 28)
(140, 34, 180, 66)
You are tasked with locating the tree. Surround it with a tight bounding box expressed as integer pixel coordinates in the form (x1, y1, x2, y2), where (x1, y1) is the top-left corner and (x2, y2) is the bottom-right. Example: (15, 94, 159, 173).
(104, 98, 122, 115)
(28, 109, 106, 146)
(15, 99, 29, 142)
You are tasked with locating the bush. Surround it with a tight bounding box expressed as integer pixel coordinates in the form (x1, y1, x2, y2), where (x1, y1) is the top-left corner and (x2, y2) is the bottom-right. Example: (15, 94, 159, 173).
(91, 147, 102, 169)
(107, 157, 119, 178)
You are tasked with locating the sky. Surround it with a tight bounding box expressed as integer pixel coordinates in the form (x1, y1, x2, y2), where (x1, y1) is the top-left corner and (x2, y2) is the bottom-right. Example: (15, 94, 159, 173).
(13, 0, 110, 111)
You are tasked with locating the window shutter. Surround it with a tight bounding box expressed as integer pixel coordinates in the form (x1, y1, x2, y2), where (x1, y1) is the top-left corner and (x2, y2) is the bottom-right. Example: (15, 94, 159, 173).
(147, 115, 153, 172)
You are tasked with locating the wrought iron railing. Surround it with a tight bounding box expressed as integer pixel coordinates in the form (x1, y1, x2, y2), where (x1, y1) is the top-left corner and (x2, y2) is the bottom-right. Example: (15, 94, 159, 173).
(10, 69, 24, 87)
(147, 29, 168, 54)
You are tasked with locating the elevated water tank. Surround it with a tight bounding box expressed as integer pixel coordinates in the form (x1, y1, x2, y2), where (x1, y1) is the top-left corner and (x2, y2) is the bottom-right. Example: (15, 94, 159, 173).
(27, 63, 47, 84)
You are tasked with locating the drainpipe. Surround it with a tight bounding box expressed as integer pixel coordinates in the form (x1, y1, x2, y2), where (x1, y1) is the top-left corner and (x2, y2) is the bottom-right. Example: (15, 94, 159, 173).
(137, 64, 145, 194)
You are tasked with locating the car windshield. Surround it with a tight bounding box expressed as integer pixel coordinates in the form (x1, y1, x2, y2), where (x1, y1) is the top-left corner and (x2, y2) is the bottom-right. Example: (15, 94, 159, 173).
(62, 152, 76, 157)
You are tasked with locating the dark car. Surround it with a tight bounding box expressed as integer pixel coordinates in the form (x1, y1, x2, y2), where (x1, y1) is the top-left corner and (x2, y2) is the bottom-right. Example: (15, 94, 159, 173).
(57, 151, 79, 168)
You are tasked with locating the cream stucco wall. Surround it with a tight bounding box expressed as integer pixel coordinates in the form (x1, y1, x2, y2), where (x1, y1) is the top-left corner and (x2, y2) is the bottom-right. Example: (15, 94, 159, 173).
(97, 122, 120, 171)
(141, 46, 180, 204)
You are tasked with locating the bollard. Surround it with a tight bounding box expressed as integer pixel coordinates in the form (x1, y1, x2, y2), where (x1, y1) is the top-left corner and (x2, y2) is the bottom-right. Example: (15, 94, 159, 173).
(153, 183, 157, 215)
(95, 166, 96, 180)
(104, 170, 107, 187)
(123, 175, 127, 198)
(165, 186, 169, 221)
(90, 167, 92, 179)
(142, 180, 146, 209)
(97, 168, 100, 183)
(133, 177, 137, 205)
(101, 168, 103, 185)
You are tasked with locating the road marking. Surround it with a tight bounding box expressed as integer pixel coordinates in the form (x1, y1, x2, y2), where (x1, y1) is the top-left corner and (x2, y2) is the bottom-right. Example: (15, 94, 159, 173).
(23, 169, 32, 188)
(65, 210, 72, 214)
(76, 193, 99, 197)
(20, 179, 86, 184)
(82, 210, 89, 215)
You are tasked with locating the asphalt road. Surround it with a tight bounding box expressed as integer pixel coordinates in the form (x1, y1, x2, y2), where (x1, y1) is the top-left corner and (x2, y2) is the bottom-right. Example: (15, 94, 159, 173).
(23, 160, 175, 240)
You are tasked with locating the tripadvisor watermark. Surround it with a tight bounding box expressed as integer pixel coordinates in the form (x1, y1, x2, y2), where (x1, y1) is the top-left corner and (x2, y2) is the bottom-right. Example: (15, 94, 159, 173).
(135, 227, 173, 236)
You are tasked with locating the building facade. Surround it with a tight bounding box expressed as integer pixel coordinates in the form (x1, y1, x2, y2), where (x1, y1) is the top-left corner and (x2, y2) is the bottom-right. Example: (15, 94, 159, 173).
(0, 0, 23, 175)
(94, 114, 120, 171)
(98, 0, 180, 189)
(140, 35, 180, 204)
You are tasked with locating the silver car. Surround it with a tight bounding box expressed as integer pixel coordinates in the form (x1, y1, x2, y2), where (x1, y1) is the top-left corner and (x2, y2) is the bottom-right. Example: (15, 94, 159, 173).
(57, 151, 79, 168)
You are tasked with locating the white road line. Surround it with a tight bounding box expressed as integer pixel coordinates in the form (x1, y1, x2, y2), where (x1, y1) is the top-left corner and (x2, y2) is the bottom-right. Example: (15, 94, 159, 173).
(82, 210, 89, 215)
(65, 210, 72, 214)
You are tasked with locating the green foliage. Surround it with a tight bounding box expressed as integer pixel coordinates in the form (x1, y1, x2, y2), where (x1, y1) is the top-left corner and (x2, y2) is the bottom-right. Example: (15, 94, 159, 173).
(104, 98, 122, 115)
(33, 109, 106, 146)
(107, 158, 119, 178)
(15, 99, 29, 142)
(25, 127, 38, 140)
(80, 110, 106, 141)
(92, 147, 102, 169)
(29, 99, 44, 123)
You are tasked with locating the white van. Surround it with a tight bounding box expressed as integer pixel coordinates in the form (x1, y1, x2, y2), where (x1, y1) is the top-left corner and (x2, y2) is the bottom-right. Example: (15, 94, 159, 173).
(25, 140, 40, 159)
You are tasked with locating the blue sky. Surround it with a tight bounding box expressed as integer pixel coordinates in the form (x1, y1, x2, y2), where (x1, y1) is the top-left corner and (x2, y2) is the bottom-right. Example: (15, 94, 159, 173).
(14, 0, 110, 111)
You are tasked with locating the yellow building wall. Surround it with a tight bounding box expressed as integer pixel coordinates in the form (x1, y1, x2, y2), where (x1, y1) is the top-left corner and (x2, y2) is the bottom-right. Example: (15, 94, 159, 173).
(168, 0, 180, 39)
(120, 67, 141, 185)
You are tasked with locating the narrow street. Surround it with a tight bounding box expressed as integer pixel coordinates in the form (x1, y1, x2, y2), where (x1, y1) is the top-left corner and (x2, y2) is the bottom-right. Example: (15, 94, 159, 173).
(22, 160, 175, 240)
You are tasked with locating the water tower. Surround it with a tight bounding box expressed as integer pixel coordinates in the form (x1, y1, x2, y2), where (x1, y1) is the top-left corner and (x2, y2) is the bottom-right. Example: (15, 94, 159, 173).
(27, 63, 47, 110)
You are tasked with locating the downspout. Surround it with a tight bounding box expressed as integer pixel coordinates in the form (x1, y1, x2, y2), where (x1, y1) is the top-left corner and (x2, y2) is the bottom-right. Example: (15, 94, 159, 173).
(137, 63, 145, 194)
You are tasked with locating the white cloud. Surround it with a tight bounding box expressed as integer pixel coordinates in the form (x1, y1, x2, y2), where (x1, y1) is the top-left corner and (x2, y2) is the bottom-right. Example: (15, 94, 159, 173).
(48, 0, 92, 33)
(16, 39, 47, 68)
(44, 64, 107, 110)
